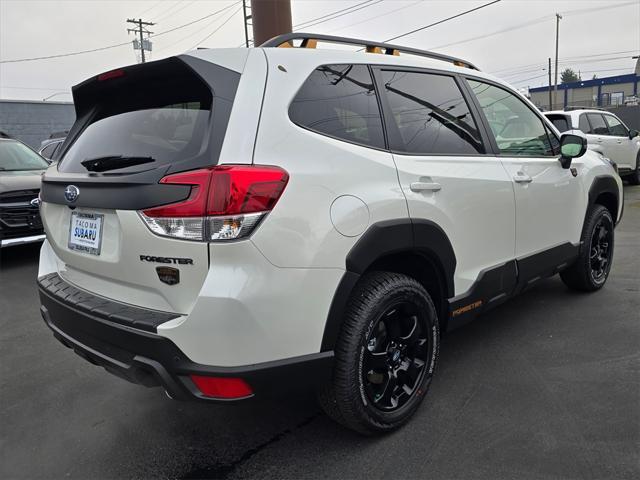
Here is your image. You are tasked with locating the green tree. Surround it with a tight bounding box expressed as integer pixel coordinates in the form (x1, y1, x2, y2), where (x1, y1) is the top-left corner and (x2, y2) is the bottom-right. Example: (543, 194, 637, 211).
(561, 68, 581, 83)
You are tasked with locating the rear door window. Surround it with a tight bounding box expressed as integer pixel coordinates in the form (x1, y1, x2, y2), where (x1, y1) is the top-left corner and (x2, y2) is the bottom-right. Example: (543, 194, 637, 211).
(586, 113, 609, 135)
(578, 114, 591, 133)
(289, 64, 385, 149)
(380, 70, 484, 155)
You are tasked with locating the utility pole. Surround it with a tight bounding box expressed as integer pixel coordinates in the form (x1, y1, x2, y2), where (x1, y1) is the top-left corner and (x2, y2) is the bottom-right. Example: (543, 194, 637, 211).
(554, 13, 562, 109)
(242, 0, 252, 48)
(548, 57, 553, 110)
(251, 0, 292, 47)
(127, 18, 155, 63)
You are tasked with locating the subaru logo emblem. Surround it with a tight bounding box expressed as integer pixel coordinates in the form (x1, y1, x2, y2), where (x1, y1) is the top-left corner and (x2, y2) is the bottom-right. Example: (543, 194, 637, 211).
(30, 197, 41, 208)
(64, 185, 79, 203)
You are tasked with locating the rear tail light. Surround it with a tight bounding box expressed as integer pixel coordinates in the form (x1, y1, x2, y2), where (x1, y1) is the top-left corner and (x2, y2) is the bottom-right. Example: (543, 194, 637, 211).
(139, 165, 288, 242)
(190, 375, 253, 399)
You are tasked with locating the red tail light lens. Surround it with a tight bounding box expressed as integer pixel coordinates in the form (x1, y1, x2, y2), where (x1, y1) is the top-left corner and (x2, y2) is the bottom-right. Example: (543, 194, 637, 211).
(97, 68, 125, 81)
(190, 375, 253, 399)
(139, 165, 288, 241)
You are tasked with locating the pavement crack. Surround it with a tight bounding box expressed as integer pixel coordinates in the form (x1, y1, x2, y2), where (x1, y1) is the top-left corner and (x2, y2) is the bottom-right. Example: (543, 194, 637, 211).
(179, 412, 321, 479)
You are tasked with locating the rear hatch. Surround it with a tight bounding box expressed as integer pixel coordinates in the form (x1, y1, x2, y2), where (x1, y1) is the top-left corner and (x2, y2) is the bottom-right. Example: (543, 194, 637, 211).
(40, 55, 242, 314)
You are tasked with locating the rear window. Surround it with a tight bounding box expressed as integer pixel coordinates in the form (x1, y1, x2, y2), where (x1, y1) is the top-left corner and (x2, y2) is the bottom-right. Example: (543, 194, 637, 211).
(546, 114, 571, 133)
(58, 57, 239, 174)
(60, 99, 211, 174)
(289, 64, 385, 149)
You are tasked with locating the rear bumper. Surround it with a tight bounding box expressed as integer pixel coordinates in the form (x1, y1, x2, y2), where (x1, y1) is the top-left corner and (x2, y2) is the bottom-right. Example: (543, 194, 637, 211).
(38, 273, 333, 401)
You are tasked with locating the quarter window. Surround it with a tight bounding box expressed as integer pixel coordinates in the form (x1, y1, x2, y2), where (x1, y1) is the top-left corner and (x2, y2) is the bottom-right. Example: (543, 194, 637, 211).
(289, 64, 385, 149)
(468, 80, 557, 156)
(586, 114, 609, 135)
(603, 115, 628, 137)
(545, 114, 571, 133)
(380, 70, 484, 154)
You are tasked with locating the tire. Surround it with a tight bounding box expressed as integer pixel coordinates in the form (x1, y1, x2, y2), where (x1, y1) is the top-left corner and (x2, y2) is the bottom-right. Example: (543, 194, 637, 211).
(560, 205, 614, 291)
(318, 272, 439, 435)
(628, 152, 640, 185)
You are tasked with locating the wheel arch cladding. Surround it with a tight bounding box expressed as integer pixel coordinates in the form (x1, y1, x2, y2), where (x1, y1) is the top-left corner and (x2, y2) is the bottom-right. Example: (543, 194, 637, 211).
(321, 219, 456, 351)
(588, 175, 619, 222)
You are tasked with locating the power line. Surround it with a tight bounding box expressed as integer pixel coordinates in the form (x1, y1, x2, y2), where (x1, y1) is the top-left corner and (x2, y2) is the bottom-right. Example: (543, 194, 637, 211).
(293, 0, 376, 29)
(151, 0, 183, 21)
(188, 5, 243, 50)
(0, 1, 240, 64)
(326, 0, 424, 34)
(435, 1, 638, 66)
(294, 0, 386, 31)
(492, 50, 639, 76)
(384, 0, 502, 43)
(137, 0, 164, 17)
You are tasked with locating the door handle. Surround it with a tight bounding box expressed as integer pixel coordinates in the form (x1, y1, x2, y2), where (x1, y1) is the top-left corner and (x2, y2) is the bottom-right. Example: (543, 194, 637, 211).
(513, 173, 532, 184)
(410, 181, 442, 192)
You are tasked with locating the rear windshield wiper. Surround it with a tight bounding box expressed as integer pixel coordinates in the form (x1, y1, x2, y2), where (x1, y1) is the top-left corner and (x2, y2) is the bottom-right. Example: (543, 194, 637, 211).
(80, 155, 155, 172)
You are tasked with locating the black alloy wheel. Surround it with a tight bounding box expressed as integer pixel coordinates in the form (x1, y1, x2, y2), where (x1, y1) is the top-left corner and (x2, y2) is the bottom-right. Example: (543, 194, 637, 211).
(318, 271, 439, 434)
(589, 214, 613, 285)
(561, 204, 615, 291)
(362, 302, 430, 411)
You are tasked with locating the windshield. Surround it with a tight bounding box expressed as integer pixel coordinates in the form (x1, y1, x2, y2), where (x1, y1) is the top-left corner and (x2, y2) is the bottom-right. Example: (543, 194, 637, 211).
(0, 140, 49, 171)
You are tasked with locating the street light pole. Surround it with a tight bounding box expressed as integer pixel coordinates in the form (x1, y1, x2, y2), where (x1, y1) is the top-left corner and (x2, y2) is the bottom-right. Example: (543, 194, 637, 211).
(554, 13, 562, 109)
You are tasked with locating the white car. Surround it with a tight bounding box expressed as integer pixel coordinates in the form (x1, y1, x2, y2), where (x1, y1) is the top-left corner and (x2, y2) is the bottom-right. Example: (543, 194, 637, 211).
(545, 109, 640, 184)
(37, 33, 623, 434)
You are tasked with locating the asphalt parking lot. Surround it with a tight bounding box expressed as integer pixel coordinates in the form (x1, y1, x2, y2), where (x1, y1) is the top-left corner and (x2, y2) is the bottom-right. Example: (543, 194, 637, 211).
(1, 185, 638, 480)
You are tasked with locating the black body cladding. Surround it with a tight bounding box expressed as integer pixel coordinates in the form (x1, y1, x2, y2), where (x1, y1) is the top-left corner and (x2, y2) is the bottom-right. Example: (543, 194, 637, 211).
(38, 273, 333, 401)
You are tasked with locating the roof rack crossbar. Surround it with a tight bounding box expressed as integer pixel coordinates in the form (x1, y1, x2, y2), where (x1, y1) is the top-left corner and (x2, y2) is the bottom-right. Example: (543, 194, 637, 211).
(260, 33, 479, 71)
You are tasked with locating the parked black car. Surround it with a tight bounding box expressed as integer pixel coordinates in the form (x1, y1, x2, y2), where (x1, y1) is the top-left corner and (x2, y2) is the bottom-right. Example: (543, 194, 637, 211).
(0, 138, 49, 247)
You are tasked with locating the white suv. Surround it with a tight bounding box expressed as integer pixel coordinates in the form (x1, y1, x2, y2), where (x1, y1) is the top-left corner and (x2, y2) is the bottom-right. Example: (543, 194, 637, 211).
(37, 34, 623, 434)
(545, 109, 640, 184)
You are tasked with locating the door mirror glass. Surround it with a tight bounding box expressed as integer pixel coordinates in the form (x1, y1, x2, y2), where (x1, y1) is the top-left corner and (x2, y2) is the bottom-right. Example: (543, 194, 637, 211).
(559, 133, 587, 168)
(629, 129, 639, 139)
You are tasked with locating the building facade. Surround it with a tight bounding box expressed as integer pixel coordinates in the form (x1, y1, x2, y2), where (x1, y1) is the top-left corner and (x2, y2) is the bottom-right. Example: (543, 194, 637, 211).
(0, 100, 75, 148)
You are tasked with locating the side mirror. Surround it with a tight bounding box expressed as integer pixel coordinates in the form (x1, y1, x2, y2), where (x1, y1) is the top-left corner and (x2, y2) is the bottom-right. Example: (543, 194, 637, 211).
(629, 129, 639, 140)
(559, 133, 587, 169)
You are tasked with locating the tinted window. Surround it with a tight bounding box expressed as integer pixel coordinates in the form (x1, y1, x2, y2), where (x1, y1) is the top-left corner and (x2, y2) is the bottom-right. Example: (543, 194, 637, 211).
(468, 80, 556, 156)
(578, 114, 591, 133)
(381, 71, 483, 155)
(603, 115, 628, 136)
(289, 64, 385, 149)
(40, 143, 57, 159)
(587, 114, 609, 135)
(546, 114, 570, 133)
(61, 102, 211, 173)
(0, 140, 49, 171)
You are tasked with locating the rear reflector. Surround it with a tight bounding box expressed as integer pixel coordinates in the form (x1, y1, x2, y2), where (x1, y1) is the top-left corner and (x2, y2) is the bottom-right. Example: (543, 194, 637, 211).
(190, 375, 253, 399)
(139, 165, 288, 242)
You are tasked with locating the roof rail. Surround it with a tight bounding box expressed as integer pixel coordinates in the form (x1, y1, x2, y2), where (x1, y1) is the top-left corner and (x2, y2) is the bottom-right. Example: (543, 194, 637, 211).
(260, 33, 480, 71)
(564, 106, 607, 111)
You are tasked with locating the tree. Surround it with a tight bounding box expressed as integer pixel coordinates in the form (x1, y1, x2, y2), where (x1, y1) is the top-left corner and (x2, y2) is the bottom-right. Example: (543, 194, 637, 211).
(561, 68, 581, 84)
